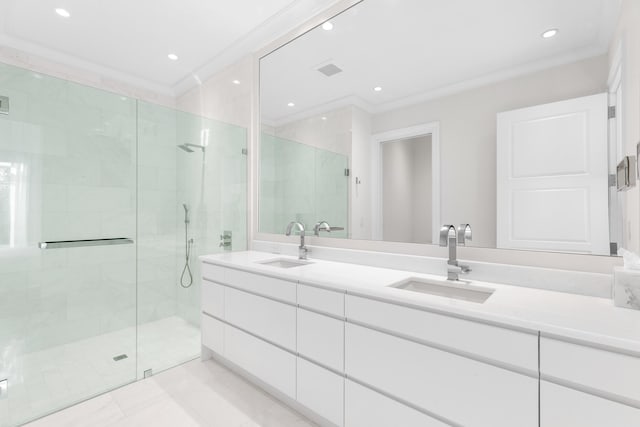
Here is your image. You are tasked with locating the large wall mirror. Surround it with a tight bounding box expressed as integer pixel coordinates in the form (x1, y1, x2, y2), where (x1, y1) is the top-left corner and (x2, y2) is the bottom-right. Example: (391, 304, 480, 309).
(259, 0, 636, 256)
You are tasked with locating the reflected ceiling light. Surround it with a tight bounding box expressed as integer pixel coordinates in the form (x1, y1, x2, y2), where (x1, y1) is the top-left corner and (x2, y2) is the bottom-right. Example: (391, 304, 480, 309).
(168, 53, 179, 61)
(542, 28, 558, 39)
(374, 86, 382, 92)
(287, 102, 295, 107)
(321, 116, 327, 120)
(232, 79, 240, 85)
(55, 8, 70, 18)
(322, 21, 333, 31)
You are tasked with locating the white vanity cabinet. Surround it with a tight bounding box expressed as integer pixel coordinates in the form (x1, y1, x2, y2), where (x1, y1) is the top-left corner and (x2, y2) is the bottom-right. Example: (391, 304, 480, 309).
(540, 337, 640, 426)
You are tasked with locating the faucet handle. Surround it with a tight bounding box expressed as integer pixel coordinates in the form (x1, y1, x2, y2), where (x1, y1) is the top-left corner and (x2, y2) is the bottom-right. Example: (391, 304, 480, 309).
(439, 225, 456, 247)
(457, 224, 472, 246)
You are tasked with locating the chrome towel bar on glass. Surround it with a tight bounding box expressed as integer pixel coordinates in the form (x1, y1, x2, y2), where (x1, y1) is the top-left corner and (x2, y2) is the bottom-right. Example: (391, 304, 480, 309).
(38, 238, 134, 249)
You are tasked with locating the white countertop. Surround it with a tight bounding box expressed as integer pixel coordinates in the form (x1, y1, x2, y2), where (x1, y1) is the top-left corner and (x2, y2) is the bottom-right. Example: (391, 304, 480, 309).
(200, 251, 640, 354)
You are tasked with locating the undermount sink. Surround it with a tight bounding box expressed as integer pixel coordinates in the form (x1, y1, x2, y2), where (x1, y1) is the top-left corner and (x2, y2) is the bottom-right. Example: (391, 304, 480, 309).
(257, 258, 313, 268)
(388, 277, 494, 303)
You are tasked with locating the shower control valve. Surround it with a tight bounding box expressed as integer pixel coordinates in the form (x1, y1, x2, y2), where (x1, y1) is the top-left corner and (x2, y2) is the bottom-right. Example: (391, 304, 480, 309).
(219, 231, 232, 251)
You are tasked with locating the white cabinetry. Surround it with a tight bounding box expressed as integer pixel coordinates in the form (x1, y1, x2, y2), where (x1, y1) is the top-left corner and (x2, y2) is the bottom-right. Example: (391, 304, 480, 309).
(297, 308, 344, 371)
(541, 381, 640, 427)
(345, 380, 447, 427)
(540, 337, 640, 426)
(297, 358, 344, 426)
(345, 323, 538, 427)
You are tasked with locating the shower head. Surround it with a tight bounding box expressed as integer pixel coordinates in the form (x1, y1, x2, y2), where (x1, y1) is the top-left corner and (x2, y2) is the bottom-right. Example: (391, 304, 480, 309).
(177, 143, 205, 153)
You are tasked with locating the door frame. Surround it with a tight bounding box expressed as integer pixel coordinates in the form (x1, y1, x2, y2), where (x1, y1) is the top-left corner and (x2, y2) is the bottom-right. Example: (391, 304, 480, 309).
(371, 122, 440, 243)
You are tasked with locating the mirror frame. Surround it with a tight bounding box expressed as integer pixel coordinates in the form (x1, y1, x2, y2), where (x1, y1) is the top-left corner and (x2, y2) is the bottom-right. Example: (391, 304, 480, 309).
(249, 0, 623, 274)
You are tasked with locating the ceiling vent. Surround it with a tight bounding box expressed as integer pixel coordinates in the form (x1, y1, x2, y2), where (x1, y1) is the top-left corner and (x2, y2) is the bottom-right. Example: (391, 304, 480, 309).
(317, 63, 343, 77)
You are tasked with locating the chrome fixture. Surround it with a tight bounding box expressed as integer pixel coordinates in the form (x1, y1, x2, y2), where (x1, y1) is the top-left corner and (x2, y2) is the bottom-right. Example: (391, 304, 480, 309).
(177, 143, 205, 153)
(38, 237, 133, 249)
(285, 221, 307, 260)
(314, 221, 332, 236)
(439, 224, 472, 281)
(219, 231, 232, 250)
(0, 378, 7, 400)
(0, 95, 9, 114)
(180, 203, 194, 288)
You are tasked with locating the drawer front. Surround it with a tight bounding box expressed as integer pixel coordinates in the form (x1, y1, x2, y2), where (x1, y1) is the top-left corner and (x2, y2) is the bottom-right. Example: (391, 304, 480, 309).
(541, 337, 640, 403)
(202, 280, 224, 318)
(201, 314, 224, 355)
(225, 287, 296, 350)
(225, 267, 296, 303)
(541, 381, 640, 427)
(201, 262, 226, 284)
(225, 324, 296, 399)
(345, 295, 538, 372)
(298, 284, 344, 317)
(345, 380, 448, 427)
(297, 358, 344, 427)
(298, 308, 344, 371)
(345, 323, 538, 427)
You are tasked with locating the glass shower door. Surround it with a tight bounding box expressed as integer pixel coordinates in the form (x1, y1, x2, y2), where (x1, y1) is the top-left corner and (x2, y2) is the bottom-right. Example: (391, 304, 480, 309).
(0, 63, 137, 426)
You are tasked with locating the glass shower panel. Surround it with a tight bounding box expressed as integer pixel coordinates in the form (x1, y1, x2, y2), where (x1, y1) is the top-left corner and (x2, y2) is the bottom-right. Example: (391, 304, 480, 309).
(137, 102, 247, 378)
(0, 63, 137, 426)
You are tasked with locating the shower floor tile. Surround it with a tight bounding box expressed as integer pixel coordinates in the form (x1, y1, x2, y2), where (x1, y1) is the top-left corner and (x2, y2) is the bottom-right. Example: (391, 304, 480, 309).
(25, 358, 317, 427)
(8, 316, 200, 427)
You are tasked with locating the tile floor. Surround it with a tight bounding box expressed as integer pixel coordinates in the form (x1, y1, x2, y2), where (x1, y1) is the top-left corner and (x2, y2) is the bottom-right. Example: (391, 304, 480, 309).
(3, 316, 201, 426)
(24, 358, 317, 427)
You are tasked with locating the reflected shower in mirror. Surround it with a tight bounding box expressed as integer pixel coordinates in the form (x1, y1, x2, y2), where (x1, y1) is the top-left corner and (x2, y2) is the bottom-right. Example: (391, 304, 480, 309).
(259, 0, 638, 256)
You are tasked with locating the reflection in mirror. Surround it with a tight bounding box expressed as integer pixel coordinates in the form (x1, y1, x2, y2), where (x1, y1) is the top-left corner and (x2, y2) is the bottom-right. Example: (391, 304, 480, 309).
(259, 0, 637, 256)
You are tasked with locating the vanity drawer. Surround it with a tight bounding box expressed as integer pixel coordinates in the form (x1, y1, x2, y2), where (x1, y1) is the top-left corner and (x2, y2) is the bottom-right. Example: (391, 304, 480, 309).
(540, 337, 640, 402)
(201, 262, 226, 283)
(297, 308, 344, 371)
(225, 287, 296, 351)
(298, 284, 344, 317)
(297, 358, 344, 427)
(201, 314, 224, 355)
(541, 380, 640, 427)
(225, 323, 296, 399)
(345, 295, 538, 371)
(345, 323, 538, 427)
(345, 380, 448, 427)
(202, 279, 224, 318)
(225, 267, 296, 303)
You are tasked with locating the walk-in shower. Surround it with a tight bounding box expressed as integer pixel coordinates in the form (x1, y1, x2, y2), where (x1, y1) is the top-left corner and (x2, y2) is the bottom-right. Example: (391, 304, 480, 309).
(0, 62, 248, 427)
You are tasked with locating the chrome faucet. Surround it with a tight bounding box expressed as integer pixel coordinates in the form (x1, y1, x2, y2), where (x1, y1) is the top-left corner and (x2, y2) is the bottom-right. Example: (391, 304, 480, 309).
(285, 221, 308, 260)
(313, 221, 332, 236)
(439, 224, 472, 281)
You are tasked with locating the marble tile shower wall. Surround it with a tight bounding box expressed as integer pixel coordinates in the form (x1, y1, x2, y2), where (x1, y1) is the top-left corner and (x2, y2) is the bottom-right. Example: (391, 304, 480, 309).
(0, 62, 138, 354)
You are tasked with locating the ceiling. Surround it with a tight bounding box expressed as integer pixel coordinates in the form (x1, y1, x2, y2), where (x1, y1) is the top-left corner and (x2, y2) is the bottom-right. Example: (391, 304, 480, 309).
(260, 0, 622, 125)
(0, 0, 338, 96)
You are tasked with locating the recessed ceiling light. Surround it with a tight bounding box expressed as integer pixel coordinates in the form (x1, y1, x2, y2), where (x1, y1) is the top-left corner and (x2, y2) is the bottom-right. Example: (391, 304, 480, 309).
(374, 86, 382, 92)
(232, 79, 240, 85)
(322, 21, 333, 31)
(287, 102, 295, 107)
(167, 53, 178, 61)
(55, 8, 70, 18)
(321, 116, 327, 121)
(542, 29, 559, 39)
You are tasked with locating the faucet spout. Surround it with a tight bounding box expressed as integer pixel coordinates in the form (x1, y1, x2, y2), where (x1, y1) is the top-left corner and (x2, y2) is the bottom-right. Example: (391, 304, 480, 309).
(439, 224, 472, 281)
(285, 221, 307, 260)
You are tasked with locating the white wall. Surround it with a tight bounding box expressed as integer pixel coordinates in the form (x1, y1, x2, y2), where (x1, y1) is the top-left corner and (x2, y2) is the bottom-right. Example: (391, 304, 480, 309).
(610, 0, 640, 253)
(382, 135, 432, 243)
(373, 54, 609, 248)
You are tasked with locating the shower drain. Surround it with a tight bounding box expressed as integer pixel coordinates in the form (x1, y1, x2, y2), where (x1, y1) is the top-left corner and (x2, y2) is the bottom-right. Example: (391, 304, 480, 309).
(112, 354, 128, 362)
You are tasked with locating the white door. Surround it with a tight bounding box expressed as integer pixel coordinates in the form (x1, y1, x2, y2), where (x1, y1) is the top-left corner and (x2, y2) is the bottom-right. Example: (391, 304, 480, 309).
(497, 93, 609, 255)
